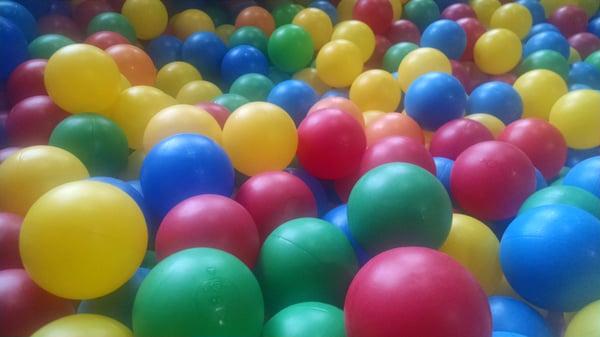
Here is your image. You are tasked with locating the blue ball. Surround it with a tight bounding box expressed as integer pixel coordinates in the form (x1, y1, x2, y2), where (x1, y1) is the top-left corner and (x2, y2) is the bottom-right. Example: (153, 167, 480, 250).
(517, 0, 545, 25)
(420, 19, 466, 59)
(500, 204, 600, 311)
(309, 0, 338, 23)
(321, 89, 349, 99)
(569, 62, 600, 90)
(49, 0, 71, 16)
(181, 32, 227, 82)
(286, 167, 330, 216)
(404, 72, 467, 130)
(493, 333, 528, 337)
(524, 31, 570, 59)
(13, 0, 50, 18)
(322, 204, 370, 265)
(467, 81, 523, 124)
(140, 134, 234, 218)
(489, 296, 553, 337)
(534, 168, 547, 191)
(0, 17, 28, 82)
(525, 23, 560, 41)
(433, 156, 453, 195)
(566, 147, 600, 167)
(569, 83, 591, 91)
(221, 45, 269, 85)
(267, 79, 318, 125)
(589, 17, 600, 38)
(564, 156, 600, 198)
(0, 1, 37, 41)
(146, 35, 182, 69)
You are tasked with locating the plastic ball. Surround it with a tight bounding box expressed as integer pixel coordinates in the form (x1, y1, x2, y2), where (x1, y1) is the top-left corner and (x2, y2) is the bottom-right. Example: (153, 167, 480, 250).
(518, 50, 569, 80)
(365, 112, 424, 145)
(568, 33, 600, 59)
(311, 1, 338, 23)
(397, 48, 452, 92)
(568, 61, 600, 90)
(38, 14, 83, 41)
(403, 0, 441, 31)
(146, 35, 183, 69)
(548, 5, 587, 37)
(316, 39, 364, 88)
(434, 156, 454, 194)
(229, 73, 273, 102)
(87, 12, 136, 42)
(359, 135, 436, 175)
(331, 20, 375, 62)
(520, 185, 600, 219)
(106, 44, 156, 86)
(456, 18, 486, 61)
(474, 29, 522, 75)
(470, 0, 501, 26)
(195, 102, 230, 128)
(121, 0, 167, 40)
(293, 67, 331, 94)
(155, 61, 201, 97)
(349, 70, 401, 112)
(500, 204, 600, 311)
(387, 19, 421, 44)
(566, 146, 600, 167)
(256, 217, 358, 314)
(229, 26, 268, 54)
(235, 5, 275, 36)
(221, 45, 268, 84)
(383, 42, 418, 72)
(563, 156, 600, 198)
(489, 296, 553, 337)
(421, 19, 466, 59)
(430, 118, 494, 160)
(35, 314, 126, 337)
(85, 31, 130, 50)
(181, 32, 226, 81)
(0, 269, 75, 337)
(6, 59, 47, 105)
(213, 93, 249, 112)
(465, 113, 505, 137)
(170, 9, 214, 40)
(466, 81, 522, 124)
(585, 50, 600, 72)
(368, 36, 392, 67)
(323, 204, 370, 263)
(28, 34, 75, 59)
(404, 72, 467, 131)
(293, 8, 333, 49)
(176, 80, 222, 104)
(352, 0, 393, 34)
(549, 89, 600, 149)
(0, 1, 37, 41)
(565, 299, 600, 337)
(514, 69, 568, 120)
(490, 3, 532, 39)
(0, 213, 23, 269)
(441, 3, 476, 20)
(451, 141, 536, 220)
(268, 24, 314, 72)
(267, 79, 318, 124)
(6, 95, 68, 146)
(215, 24, 234, 44)
(44, 44, 121, 113)
(344, 247, 491, 337)
(273, 3, 304, 27)
(517, 0, 546, 24)
(73, 0, 113, 29)
(263, 302, 345, 337)
(524, 31, 570, 59)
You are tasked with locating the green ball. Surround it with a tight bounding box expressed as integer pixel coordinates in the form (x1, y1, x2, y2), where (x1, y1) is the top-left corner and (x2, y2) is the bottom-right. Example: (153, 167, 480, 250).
(88, 12, 137, 43)
(28, 34, 75, 59)
(229, 26, 268, 54)
(229, 73, 274, 101)
(519, 185, 600, 219)
(348, 163, 452, 255)
(213, 93, 249, 112)
(268, 24, 314, 73)
(518, 50, 569, 80)
(268, 66, 292, 84)
(403, 0, 440, 31)
(383, 42, 419, 73)
(262, 302, 345, 337)
(141, 250, 157, 269)
(49, 113, 128, 176)
(273, 3, 304, 27)
(585, 50, 600, 73)
(256, 217, 358, 315)
(133, 248, 264, 337)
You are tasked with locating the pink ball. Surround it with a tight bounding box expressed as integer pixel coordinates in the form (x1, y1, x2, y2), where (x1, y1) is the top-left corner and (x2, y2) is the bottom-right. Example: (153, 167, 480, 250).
(568, 32, 600, 59)
(0, 213, 23, 269)
(548, 5, 587, 37)
(451, 60, 470, 90)
(441, 3, 477, 21)
(6, 59, 47, 106)
(457, 18, 485, 62)
(387, 20, 421, 44)
(430, 118, 494, 160)
(195, 102, 230, 128)
(6, 96, 69, 147)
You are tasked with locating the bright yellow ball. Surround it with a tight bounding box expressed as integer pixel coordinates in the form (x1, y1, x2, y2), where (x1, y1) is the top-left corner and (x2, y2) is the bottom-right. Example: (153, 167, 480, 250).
(32, 314, 132, 337)
(0, 146, 89, 215)
(176, 80, 222, 104)
(293, 8, 332, 50)
(490, 3, 532, 39)
(513, 69, 568, 120)
(397, 47, 452, 92)
(471, 0, 501, 26)
(20, 181, 147, 299)
(466, 113, 506, 137)
(223, 102, 297, 176)
(294, 67, 331, 95)
(331, 20, 375, 62)
(155, 62, 202, 97)
(215, 24, 235, 43)
(350, 70, 401, 112)
(439, 213, 502, 294)
(474, 28, 522, 75)
(316, 40, 364, 88)
(170, 9, 215, 40)
(337, 0, 357, 21)
(120, 149, 145, 181)
(44, 44, 121, 113)
(550, 89, 600, 149)
(565, 299, 600, 337)
(121, 0, 167, 40)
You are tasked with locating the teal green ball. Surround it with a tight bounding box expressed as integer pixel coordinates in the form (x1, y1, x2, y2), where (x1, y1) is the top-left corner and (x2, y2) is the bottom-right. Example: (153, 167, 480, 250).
(229, 73, 274, 101)
(262, 302, 346, 337)
(229, 26, 268, 54)
(519, 185, 600, 219)
(28, 34, 74, 59)
(383, 42, 418, 73)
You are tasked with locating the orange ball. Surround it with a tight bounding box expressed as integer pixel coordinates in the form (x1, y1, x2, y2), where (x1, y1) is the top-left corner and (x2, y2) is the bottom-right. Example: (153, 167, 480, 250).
(106, 44, 157, 86)
(308, 97, 364, 127)
(235, 6, 276, 36)
(365, 112, 424, 146)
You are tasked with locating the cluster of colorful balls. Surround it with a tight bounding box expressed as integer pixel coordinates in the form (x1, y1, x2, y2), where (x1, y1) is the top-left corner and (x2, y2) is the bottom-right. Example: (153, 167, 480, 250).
(2, 0, 600, 336)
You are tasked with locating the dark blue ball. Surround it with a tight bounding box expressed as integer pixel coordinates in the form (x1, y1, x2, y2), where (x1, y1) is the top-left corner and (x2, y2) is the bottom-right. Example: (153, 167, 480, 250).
(323, 204, 370, 265)
(524, 31, 570, 59)
(147, 35, 182, 69)
(421, 19, 466, 59)
(220, 45, 269, 85)
(0, 0, 37, 41)
(467, 81, 523, 124)
(589, 17, 600, 38)
(13, 0, 49, 19)
(489, 296, 553, 337)
(267, 79, 318, 125)
(566, 147, 600, 167)
(181, 32, 227, 82)
(0, 17, 29, 82)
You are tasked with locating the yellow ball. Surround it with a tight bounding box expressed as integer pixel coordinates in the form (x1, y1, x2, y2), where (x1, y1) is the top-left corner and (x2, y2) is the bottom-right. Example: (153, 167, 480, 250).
(32, 314, 132, 337)
(170, 9, 215, 40)
(143, 104, 222, 151)
(20, 181, 147, 299)
(569, 47, 581, 64)
(337, 0, 357, 21)
(513, 69, 568, 120)
(294, 67, 331, 95)
(155, 62, 202, 97)
(397, 47, 452, 92)
(119, 74, 131, 91)
(471, 0, 501, 26)
(390, 0, 403, 19)
(565, 299, 600, 337)
(550, 89, 600, 149)
(350, 69, 401, 112)
(439, 213, 502, 294)
(474, 28, 522, 75)
(490, 3, 532, 39)
(44, 44, 121, 113)
(121, 0, 167, 40)
(109, 86, 177, 149)
(223, 102, 297, 176)
(331, 20, 375, 62)
(293, 8, 333, 50)
(215, 24, 235, 43)
(0, 146, 89, 215)
(120, 149, 145, 181)
(176, 80, 222, 104)
(316, 40, 364, 88)
(466, 113, 506, 137)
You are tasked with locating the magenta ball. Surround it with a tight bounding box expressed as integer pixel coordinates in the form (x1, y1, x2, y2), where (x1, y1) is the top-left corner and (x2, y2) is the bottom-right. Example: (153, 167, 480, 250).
(441, 3, 476, 21)
(387, 19, 421, 44)
(568, 32, 600, 59)
(430, 118, 494, 160)
(548, 5, 587, 37)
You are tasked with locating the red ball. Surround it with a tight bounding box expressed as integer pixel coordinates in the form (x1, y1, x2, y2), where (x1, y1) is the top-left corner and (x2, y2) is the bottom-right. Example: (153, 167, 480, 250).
(297, 108, 366, 180)
(548, 5, 587, 38)
(6, 59, 47, 106)
(451, 60, 470, 90)
(0, 269, 75, 337)
(462, 61, 489, 92)
(387, 20, 421, 44)
(235, 171, 317, 241)
(490, 72, 517, 85)
(568, 32, 600, 59)
(457, 18, 485, 61)
(353, 0, 394, 34)
(0, 213, 23, 269)
(441, 3, 477, 21)
(430, 118, 494, 160)
(195, 102, 230, 128)
(366, 35, 392, 68)
(498, 118, 567, 180)
(6, 96, 69, 147)
(344, 247, 491, 337)
(155, 194, 260, 267)
(451, 141, 536, 221)
(37, 15, 84, 41)
(73, 0, 113, 29)
(85, 31, 130, 50)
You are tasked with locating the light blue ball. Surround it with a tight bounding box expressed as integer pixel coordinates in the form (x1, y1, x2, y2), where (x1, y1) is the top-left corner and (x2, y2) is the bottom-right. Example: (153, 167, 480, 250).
(564, 156, 600, 197)
(267, 79, 318, 125)
(489, 296, 553, 337)
(523, 31, 570, 59)
(420, 19, 466, 59)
